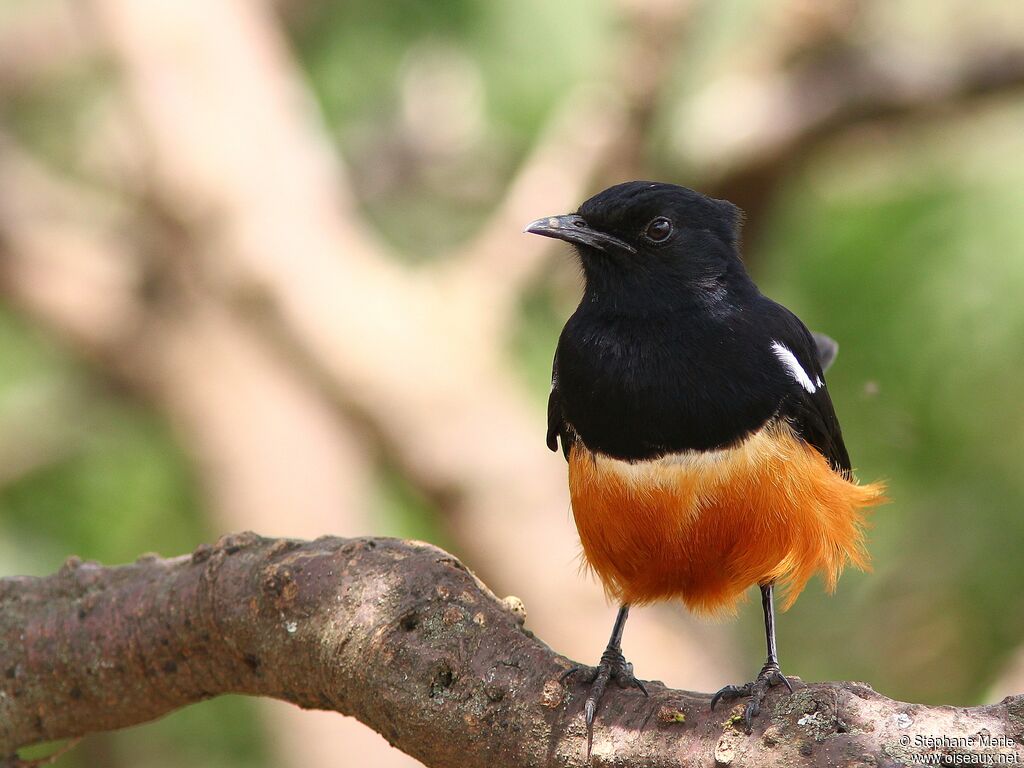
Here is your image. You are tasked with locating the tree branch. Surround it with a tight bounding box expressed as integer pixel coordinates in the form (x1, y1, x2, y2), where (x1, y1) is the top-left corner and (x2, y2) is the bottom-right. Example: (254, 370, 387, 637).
(3, 534, 1023, 767)
(688, 36, 1024, 240)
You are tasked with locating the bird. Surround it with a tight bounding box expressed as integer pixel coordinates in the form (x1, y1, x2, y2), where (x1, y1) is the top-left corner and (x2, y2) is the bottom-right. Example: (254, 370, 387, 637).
(524, 181, 885, 737)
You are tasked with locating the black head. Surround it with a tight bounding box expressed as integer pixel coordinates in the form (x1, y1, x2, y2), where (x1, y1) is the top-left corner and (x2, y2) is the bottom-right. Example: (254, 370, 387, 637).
(525, 181, 751, 311)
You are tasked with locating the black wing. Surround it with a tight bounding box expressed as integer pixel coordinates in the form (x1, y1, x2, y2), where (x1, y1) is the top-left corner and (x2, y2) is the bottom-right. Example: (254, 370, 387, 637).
(768, 309, 852, 476)
(546, 350, 572, 460)
(811, 331, 839, 372)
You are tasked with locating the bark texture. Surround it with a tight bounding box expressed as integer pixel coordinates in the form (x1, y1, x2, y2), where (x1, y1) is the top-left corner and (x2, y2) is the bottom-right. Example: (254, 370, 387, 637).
(2, 534, 1023, 768)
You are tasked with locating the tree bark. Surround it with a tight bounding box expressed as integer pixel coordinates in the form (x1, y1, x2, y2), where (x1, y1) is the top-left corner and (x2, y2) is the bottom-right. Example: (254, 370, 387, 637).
(2, 534, 1023, 767)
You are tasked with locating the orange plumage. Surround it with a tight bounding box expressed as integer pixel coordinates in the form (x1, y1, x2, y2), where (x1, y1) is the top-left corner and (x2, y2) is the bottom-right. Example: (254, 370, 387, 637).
(568, 419, 886, 615)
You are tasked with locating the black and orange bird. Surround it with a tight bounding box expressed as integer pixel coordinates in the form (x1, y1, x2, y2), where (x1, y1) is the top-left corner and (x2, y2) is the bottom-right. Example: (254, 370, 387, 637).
(525, 181, 885, 731)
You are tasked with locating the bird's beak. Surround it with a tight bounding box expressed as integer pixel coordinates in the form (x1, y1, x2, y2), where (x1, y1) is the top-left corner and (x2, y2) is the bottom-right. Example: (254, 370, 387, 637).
(524, 214, 637, 254)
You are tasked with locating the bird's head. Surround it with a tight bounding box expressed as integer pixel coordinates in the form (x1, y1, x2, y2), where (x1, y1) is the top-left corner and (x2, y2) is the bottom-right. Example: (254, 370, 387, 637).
(525, 181, 750, 311)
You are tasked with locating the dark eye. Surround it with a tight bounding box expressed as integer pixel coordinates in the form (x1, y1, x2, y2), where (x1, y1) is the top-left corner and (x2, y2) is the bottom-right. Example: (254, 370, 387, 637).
(643, 217, 672, 243)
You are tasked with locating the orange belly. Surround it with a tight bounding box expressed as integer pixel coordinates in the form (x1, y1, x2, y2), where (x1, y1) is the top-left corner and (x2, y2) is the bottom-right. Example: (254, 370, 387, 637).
(567, 420, 886, 615)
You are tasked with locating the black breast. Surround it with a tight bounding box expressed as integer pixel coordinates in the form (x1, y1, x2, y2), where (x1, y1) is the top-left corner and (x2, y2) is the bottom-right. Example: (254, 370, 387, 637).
(555, 308, 788, 460)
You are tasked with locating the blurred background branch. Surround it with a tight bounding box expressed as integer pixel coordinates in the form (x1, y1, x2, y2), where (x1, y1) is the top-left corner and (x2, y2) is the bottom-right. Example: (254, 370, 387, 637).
(2, 0, 1024, 766)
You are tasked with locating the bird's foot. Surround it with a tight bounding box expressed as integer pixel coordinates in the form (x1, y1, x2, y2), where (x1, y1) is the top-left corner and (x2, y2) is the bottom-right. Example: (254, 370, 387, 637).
(710, 661, 794, 733)
(561, 646, 648, 752)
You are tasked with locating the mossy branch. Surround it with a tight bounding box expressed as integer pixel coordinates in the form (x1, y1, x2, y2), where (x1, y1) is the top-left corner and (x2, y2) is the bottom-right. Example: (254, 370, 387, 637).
(2, 534, 1022, 767)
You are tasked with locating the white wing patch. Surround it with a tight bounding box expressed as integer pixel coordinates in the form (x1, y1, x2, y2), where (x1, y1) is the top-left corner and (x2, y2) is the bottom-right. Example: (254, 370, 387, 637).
(771, 341, 819, 393)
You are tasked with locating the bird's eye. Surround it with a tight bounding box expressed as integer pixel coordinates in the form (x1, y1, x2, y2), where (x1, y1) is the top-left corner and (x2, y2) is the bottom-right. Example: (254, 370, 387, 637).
(643, 217, 673, 243)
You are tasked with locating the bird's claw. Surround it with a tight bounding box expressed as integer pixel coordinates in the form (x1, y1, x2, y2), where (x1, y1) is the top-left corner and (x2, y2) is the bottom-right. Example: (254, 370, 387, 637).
(559, 663, 592, 684)
(561, 647, 648, 755)
(710, 662, 793, 733)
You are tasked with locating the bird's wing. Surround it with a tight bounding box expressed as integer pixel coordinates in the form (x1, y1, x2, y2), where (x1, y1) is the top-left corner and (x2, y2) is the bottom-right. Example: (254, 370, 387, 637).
(546, 350, 571, 459)
(811, 331, 839, 372)
(767, 310, 852, 475)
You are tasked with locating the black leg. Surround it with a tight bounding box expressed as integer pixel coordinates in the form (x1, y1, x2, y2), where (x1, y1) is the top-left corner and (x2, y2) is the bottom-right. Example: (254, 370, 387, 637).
(710, 583, 794, 731)
(561, 604, 648, 754)
(762, 582, 780, 669)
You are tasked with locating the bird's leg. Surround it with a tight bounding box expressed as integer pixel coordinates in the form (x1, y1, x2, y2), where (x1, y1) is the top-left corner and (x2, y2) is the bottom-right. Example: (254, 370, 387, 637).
(710, 583, 794, 732)
(560, 604, 648, 751)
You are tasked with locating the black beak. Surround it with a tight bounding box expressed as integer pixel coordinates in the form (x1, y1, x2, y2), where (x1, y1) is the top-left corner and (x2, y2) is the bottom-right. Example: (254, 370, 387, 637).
(524, 214, 636, 254)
